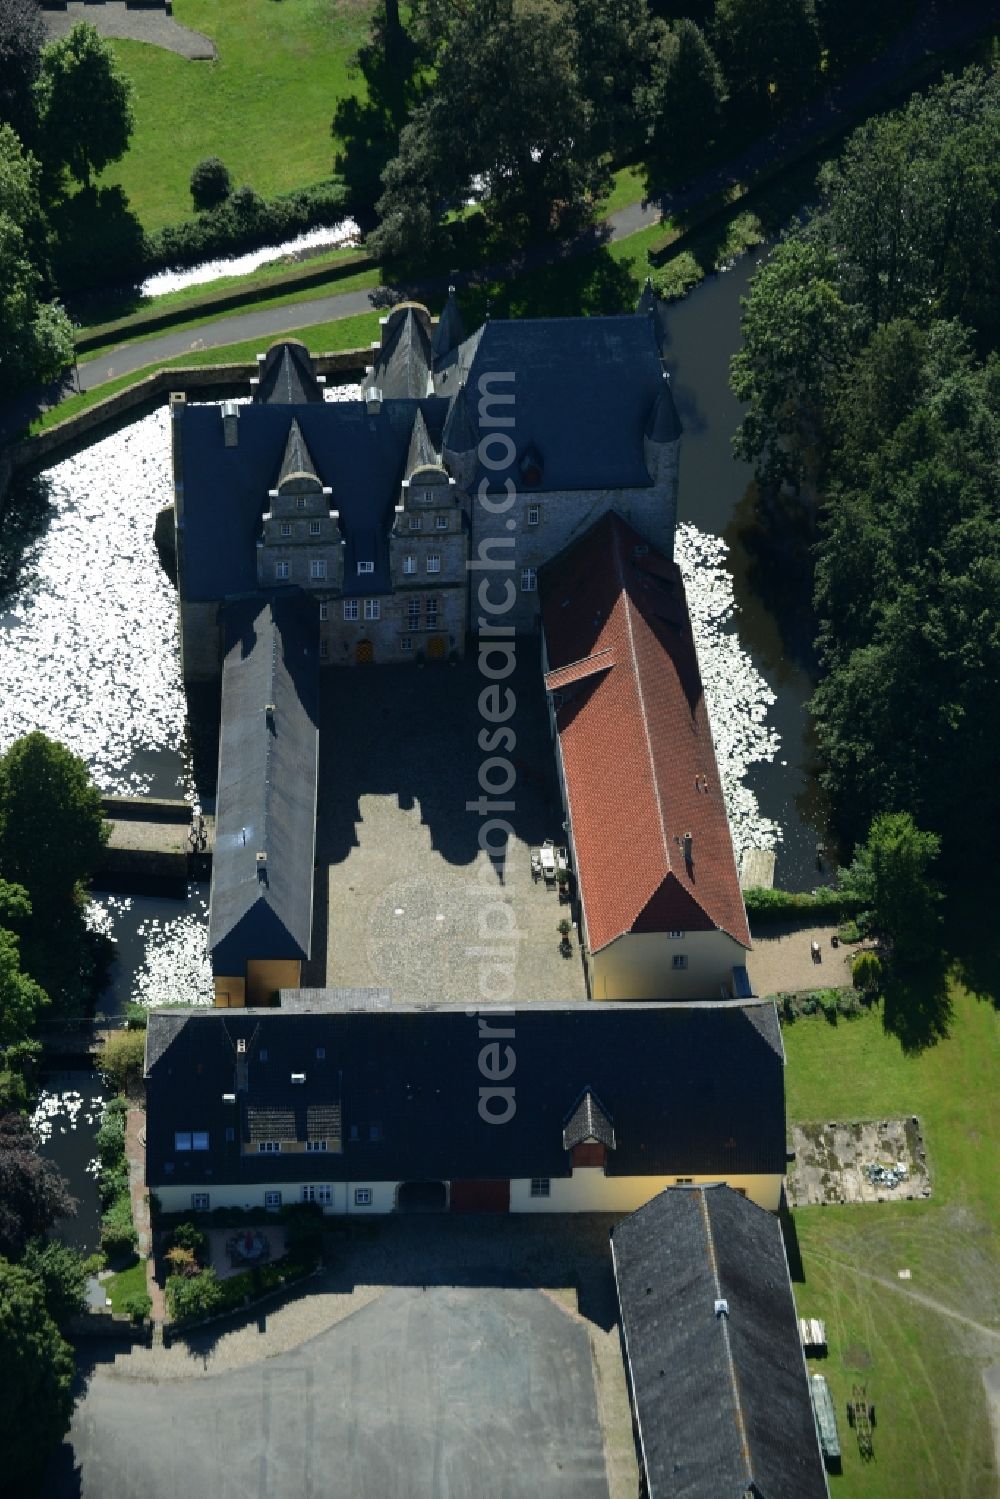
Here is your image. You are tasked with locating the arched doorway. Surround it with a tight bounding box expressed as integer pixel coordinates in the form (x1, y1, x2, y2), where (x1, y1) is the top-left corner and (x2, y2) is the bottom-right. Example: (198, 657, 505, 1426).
(356, 638, 374, 665)
(396, 1181, 447, 1213)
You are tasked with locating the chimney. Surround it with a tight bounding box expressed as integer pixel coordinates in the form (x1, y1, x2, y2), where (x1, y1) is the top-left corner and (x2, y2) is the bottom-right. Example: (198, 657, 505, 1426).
(290, 1072, 306, 1085)
(365, 384, 382, 415)
(714, 1299, 729, 1319)
(222, 400, 240, 447)
(256, 850, 268, 882)
(265, 702, 275, 729)
(683, 831, 693, 862)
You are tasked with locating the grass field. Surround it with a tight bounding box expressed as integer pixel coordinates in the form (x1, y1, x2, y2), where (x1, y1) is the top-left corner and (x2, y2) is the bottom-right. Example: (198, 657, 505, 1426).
(784, 987, 999, 1497)
(105, 1257, 147, 1315)
(96, 0, 375, 230)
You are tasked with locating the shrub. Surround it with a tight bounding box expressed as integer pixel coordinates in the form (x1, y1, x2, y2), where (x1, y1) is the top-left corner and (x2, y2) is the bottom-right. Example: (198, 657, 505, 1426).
(100, 1194, 137, 1258)
(230, 183, 264, 221)
(190, 156, 231, 211)
(124, 1003, 148, 1031)
(122, 1290, 151, 1323)
(838, 918, 862, 943)
(169, 1221, 208, 1260)
(165, 1245, 197, 1277)
(165, 1267, 224, 1324)
(100, 1029, 146, 1093)
(743, 886, 863, 924)
(852, 949, 882, 994)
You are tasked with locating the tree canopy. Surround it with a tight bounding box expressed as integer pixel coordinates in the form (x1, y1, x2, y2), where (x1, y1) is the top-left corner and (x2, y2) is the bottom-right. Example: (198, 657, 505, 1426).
(0, 1258, 76, 1494)
(36, 21, 134, 187)
(0, 1111, 75, 1260)
(0, 0, 45, 144)
(0, 124, 73, 397)
(711, 0, 819, 119)
(838, 813, 943, 963)
(0, 732, 108, 911)
(640, 19, 726, 177)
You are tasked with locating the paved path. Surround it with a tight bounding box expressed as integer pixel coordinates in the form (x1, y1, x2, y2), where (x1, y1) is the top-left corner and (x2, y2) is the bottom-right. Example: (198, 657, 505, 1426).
(42, 2, 216, 60)
(747, 923, 859, 996)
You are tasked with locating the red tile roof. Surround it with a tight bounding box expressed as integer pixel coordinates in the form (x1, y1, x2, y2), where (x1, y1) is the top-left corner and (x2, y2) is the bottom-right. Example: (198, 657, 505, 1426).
(540, 512, 750, 954)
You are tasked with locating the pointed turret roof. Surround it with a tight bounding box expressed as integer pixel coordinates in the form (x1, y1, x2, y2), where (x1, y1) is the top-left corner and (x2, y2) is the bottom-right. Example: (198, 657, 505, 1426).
(277, 418, 320, 488)
(645, 373, 682, 444)
(432, 286, 466, 362)
(405, 408, 438, 477)
(442, 386, 478, 454)
(254, 341, 324, 405)
(374, 304, 433, 399)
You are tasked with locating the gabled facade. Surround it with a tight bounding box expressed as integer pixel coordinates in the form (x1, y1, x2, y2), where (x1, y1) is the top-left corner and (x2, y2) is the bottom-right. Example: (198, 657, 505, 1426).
(144, 999, 787, 1216)
(540, 511, 751, 1001)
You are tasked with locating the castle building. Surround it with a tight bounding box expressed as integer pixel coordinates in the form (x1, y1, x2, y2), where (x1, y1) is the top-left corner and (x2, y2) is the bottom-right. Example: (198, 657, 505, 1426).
(170, 290, 681, 680)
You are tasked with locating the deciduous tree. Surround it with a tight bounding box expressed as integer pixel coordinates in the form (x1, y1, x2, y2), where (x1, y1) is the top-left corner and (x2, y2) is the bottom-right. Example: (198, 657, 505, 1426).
(0, 732, 108, 910)
(711, 0, 819, 119)
(0, 1258, 76, 1493)
(0, 0, 45, 143)
(36, 21, 134, 187)
(0, 1112, 75, 1260)
(641, 19, 726, 178)
(838, 814, 943, 963)
(0, 125, 72, 396)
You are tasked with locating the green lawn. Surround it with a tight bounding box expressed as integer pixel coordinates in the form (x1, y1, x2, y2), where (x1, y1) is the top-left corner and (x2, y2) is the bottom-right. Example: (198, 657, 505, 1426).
(784, 987, 999, 1498)
(96, 0, 375, 230)
(105, 1257, 147, 1315)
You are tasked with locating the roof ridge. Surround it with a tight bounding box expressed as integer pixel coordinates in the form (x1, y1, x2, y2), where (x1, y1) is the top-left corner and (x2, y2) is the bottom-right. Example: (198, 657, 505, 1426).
(698, 1188, 754, 1488)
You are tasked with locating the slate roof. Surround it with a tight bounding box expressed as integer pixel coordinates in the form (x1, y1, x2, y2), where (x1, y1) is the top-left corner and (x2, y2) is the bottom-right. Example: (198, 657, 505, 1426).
(562, 1089, 616, 1150)
(540, 512, 751, 953)
(373, 304, 433, 399)
(277, 418, 319, 487)
(431, 286, 466, 361)
(143, 1000, 785, 1190)
(434, 313, 679, 491)
(612, 1185, 829, 1499)
(177, 395, 448, 600)
(254, 341, 324, 405)
(208, 595, 319, 974)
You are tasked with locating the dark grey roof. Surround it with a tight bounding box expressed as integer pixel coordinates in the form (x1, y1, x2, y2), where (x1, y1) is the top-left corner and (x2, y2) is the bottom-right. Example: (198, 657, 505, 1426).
(255, 341, 324, 405)
(280, 987, 392, 1013)
(433, 314, 674, 490)
(374, 305, 432, 399)
(646, 373, 682, 443)
(405, 407, 437, 476)
(441, 385, 478, 454)
(208, 596, 319, 973)
(612, 1185, 829, 1499)
(636, 278, 669, 351)
(431, 287, 465, 361)
(177, 397, 448, 600)
(144, 1001, 786, 1190)
(563, 1089, 616, 1150)
(247, 1106, 297, 1141)
(277, 418, 319, 487)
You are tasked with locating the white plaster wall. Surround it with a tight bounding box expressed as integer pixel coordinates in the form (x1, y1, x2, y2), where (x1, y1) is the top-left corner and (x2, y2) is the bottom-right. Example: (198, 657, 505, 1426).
(589, 929, 748, 1001)
(154, 1179, 397, 1215)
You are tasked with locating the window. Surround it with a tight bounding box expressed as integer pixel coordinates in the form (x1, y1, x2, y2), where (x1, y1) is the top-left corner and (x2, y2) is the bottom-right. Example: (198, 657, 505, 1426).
(426, 554, 441, 574)
(259, 1048, 268, 1061)
(264, 1190, 282, 1209)
(407, 599, 420, 628)
(174, 1132, 192, 1152)
(358, 560, 374, 575)
(192, 1131, 209, 1152)
(225, 1126, 235, 1143)
(296, 496, 306, 510)
(191, 1193, 210, 1211)
(301, 1184, 332, 1205)
(675, 1177, 693, 1186)
(309, 520, 321, 536)
(319, 601, 329, 621)
(258, 1141, 281, 1154)
(280, 522, 291, 538)
(402, 555, 417, 576)
(408, 515, 422, 531)
(310, 559, 327, 581)
(526, 504, 540, 526)
(667, 930, 685, 939)
(275, 562, 289, 581)
(306, 1140, 328, 1153)
(435, 515, 448, 531)
(364, 598, 380, 621)
(400, 636, 412, 653)
(343, 599, 359, 621)
(425, 598, 438, 628)
(319, 640, 329, 660)
(530, 1178, 550, 1198)
(521, 567, 537, 592)
(671, 954, 688, 970)
(354, 1187, 372, 1207)
(316, 1047, 326, 1060)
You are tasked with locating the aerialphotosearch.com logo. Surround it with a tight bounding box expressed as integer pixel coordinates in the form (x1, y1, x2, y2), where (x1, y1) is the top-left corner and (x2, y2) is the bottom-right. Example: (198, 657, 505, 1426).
(465, 369, 521, 1126)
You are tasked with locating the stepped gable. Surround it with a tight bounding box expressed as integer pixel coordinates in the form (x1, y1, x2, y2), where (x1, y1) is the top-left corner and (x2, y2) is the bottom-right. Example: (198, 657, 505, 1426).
(540, 510, 750, 953)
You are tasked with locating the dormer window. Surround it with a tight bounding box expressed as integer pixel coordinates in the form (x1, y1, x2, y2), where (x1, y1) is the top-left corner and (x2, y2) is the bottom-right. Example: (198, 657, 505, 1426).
(358, 561, 375, 575)
(296, 497, 306, 511)
(519, 445, 543, 487)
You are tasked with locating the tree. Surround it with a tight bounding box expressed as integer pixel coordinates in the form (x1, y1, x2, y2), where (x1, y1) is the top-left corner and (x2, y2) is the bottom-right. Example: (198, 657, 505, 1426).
(567, 0, 659, 159)
(641, 19, 726, 178)
(21, 1238, 87, 1329)
(814, 0, 910, 71)
(99, 1029, 146, 1093)
(0, 0, 45, 143)
(711, 0, 819, 119)
(838, 814, 943, 963)
(332, 0, 425, 216)
(371, 0, 608, 258)
(190, 155, 231, 211)
(0, 926, 48, 1048)
(0, 1112, 75, 1260)
(36, 21, 134, 186)
(0, 124, 73, 397)
(0, 1258, 75, 1493)
(0, 732, 108, 911)
(731, 233, 856, 486)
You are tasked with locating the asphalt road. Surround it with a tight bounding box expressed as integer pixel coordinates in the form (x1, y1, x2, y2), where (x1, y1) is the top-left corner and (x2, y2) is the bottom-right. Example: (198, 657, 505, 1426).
(49, 1287, 610, 1499)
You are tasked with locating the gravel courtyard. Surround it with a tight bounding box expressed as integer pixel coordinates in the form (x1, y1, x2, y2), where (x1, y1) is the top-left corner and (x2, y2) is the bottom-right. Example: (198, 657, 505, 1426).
(306, 656, 588, 1005)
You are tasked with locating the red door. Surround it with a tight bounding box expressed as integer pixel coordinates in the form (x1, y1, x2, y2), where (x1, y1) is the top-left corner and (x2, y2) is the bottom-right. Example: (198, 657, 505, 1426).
(449, 1179, 510, 1213)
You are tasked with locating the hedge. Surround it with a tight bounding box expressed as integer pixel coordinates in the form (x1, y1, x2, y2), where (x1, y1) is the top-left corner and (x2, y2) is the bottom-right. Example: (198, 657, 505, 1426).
(165, 1254, 317, 1327)
(96, 1094, 138, 1257)
(743, 886, 864, 924)
(54, 178, 353, 296)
